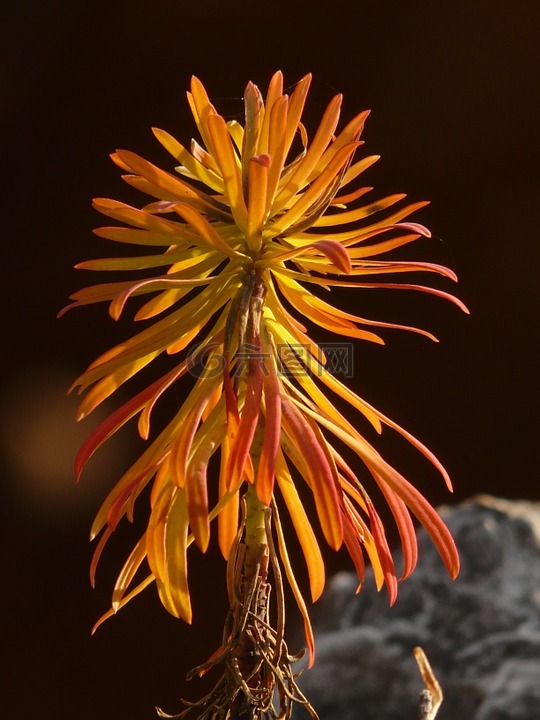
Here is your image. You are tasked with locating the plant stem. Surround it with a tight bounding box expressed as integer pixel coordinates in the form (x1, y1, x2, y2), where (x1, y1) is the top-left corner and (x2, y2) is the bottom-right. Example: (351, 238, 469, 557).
(243, 483, 268, 583)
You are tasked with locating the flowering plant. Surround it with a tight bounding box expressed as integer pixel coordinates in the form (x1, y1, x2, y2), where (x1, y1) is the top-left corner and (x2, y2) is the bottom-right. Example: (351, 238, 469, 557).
(63, 72, 466, 719)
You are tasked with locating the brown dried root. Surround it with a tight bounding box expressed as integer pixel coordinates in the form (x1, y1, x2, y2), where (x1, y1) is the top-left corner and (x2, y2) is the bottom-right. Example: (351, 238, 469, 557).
(157, 505, 318, 720)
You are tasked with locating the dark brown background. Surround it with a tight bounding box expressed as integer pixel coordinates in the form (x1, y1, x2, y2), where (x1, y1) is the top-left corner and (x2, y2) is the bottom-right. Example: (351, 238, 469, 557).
(1, 1, 539, 717)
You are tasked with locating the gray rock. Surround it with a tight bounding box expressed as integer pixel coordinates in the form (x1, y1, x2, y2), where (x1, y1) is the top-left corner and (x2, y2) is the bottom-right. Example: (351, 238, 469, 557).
(295, 496, 540, 720)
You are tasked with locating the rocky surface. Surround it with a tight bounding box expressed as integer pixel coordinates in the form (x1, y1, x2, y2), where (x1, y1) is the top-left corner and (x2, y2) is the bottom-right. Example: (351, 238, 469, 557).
(295, 496, 540, 720)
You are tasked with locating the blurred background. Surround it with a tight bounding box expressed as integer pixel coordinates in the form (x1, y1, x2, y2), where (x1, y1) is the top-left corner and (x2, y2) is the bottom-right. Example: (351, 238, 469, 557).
(1, 1, 539, 717)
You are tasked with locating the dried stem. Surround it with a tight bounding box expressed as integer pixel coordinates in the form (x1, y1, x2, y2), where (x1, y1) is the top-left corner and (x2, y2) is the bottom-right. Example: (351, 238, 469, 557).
(414, 647, 442, 720)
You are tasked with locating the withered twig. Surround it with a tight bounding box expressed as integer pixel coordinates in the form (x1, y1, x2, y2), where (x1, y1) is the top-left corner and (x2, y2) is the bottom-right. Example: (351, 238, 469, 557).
(413, 647, 442, 720)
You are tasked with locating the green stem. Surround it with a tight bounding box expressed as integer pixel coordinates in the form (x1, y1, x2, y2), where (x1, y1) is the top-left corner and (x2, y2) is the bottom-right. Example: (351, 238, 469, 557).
(243, 422, 267, 583)
(244, 483, 267, 569)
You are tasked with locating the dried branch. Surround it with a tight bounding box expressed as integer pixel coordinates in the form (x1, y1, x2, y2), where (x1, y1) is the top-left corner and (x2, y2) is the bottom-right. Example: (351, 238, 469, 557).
(414, 647, 442, 720)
